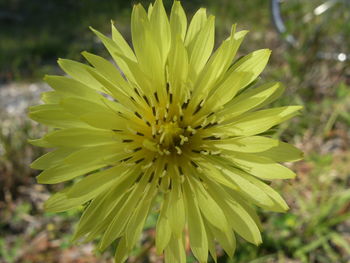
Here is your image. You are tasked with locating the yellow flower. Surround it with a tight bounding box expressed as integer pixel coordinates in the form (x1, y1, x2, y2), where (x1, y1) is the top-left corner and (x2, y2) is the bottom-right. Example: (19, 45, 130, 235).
(29, 1, 302, 262)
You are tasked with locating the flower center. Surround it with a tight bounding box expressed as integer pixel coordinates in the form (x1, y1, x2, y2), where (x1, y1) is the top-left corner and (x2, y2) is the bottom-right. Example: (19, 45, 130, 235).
(160, 122, 182, 148)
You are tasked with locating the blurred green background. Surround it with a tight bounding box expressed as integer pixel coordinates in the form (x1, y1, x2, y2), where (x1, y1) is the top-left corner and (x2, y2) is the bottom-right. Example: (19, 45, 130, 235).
(1, 0, 350, 262)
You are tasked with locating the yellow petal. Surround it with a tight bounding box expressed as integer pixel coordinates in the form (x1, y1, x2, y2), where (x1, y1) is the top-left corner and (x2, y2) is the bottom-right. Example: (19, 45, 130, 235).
(150, 0, 171, 65)
(185, 8, 207, 46)
(184, 179, 208, 263)
(170, 1, 187, 41)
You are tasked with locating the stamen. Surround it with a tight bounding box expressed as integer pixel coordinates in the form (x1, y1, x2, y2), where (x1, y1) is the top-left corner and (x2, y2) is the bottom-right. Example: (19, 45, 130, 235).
(121, 156, 132, 162)
(193, 100, 203, 115)
(148, 172, 155, 183)
(190, 160, 199, 168)
(135, 158, 145, 164)
(134, 111, 142, 119)
(154, 92, 159, 103)
(203, 136, 221, 140)
(134, 88, 141, 97)
(143, 95, 150, 106)
(175, 146, 182, 155)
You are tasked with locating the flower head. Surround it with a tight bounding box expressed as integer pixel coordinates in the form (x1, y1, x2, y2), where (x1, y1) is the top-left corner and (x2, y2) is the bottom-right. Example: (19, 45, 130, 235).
(29, 0, 302, 262)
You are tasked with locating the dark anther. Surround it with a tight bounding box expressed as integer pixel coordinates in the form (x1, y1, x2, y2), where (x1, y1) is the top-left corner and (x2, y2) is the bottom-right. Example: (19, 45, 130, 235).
(134, 88, 141, 97)
(154, 92, 159, 103)
(146, 121, 151, 127)
(178, 166, 184, 176)
(207, 112, 215, 118)
(193, 100, 203, 115)
(130, 96, 136, 102)
(158, 177, 162, 186)
(136, 132, 144, 136)
(164, 163, 168, 171)
(134, 111, 142, 119)
(203, 136, 221, 140)
(192, 149, 201, 154)
(121, 156, 132, 162)
(180, 115, 183, 121)
(168, 179, 172, 190)
(194, 125, 202, 130)
(112, 129, 122, 132)
(133, 147, 142, 152)
(203, 122, 218, 129)
(136, 173, 143, 183)
(143, 95, 150, 106)
(190, 161, 199, 168)
(169, 93, 173, 104)
(181, 101, 189, 109)
(166, 83, 170, 94)
(135, 158, 145, 164)
(123, 139, 134, 143)
(148, 172, 155, 183)
(152, 106, 156, 116)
